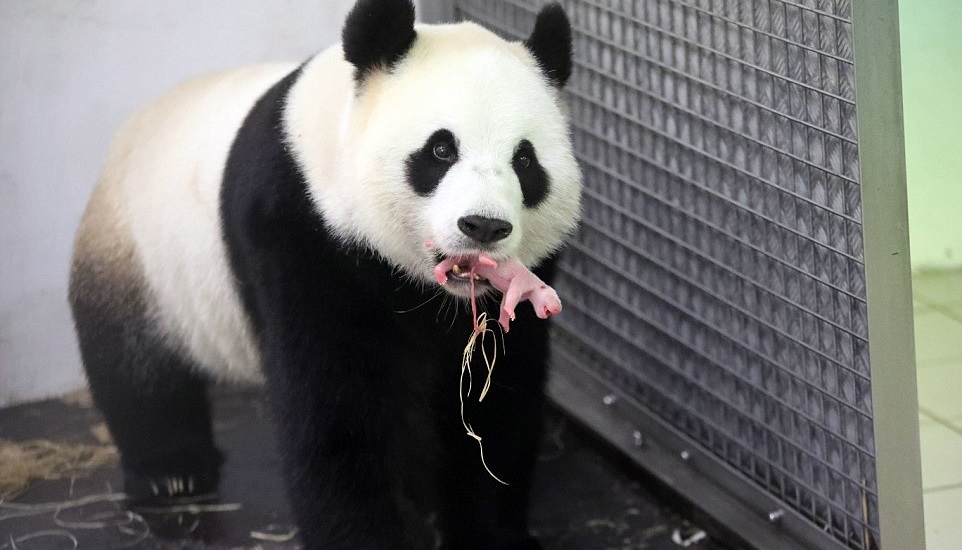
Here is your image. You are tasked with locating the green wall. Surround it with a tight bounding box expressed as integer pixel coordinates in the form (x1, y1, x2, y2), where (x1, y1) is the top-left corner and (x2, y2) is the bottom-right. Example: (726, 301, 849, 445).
(900, 0, 962, 270)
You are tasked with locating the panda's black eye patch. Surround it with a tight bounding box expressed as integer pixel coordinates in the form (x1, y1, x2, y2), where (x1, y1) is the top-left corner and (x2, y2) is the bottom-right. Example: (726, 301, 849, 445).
(406, 129, 458, 196)
(513, 140, 549, 208)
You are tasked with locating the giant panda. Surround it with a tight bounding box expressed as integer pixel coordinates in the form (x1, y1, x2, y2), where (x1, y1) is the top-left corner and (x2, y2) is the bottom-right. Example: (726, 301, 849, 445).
(68, 1, 581, 548)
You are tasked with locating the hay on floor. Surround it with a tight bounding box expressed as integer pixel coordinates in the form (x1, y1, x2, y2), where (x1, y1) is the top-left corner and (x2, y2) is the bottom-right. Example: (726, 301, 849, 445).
(0, 439, 118, 501)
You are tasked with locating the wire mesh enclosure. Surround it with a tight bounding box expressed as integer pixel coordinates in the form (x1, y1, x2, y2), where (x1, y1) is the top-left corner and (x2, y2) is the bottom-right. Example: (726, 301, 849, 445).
(452, 1, 884, 548)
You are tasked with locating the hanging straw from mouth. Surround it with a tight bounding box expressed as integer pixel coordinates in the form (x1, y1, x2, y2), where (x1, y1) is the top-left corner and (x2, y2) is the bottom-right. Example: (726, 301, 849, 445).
(458, 265, 508, 485)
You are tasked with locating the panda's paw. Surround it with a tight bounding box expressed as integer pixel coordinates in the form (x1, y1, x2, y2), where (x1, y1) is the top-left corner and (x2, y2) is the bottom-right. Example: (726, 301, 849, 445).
(121, 447, 224, 505)
(123, 468, 220, 506)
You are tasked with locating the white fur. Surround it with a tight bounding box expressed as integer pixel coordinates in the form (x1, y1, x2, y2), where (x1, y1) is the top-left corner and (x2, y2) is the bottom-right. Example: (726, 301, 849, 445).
(114, 64, 296, 382)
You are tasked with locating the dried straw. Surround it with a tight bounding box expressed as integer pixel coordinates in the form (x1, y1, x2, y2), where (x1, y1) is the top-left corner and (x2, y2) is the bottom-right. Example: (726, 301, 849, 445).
(459, 270, 509, 485)
(0, 440, 118, 501)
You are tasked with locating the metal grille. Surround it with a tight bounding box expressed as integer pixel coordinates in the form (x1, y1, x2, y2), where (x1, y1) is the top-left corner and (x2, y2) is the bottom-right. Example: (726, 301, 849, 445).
(454, 1, 877, 548)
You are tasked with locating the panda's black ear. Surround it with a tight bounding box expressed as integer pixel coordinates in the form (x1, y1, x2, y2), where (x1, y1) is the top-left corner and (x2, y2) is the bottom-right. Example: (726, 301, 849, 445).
(342, 0, 417, 79)
(524, 3, 573, 88)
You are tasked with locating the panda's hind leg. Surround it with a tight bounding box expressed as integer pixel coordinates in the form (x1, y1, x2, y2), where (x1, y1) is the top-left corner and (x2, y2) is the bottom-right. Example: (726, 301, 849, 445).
(87, 332, 222, 504)
(69, 217, 222, 503)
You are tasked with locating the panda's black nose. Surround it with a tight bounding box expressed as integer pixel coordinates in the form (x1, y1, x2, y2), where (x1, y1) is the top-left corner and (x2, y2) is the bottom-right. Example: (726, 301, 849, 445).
(458, 215, 513, 244)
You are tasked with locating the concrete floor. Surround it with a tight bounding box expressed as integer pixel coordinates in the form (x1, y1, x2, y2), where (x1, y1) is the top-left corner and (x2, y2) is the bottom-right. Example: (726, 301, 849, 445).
(0, 388, 728, 550)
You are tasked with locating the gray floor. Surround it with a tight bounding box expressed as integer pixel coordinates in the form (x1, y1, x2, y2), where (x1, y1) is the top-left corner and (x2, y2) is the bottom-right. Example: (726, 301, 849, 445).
(913, 269, 962, 550)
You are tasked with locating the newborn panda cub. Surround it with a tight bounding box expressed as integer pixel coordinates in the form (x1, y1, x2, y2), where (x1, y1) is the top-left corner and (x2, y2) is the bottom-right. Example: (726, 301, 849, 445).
(68, 0, 582, 548)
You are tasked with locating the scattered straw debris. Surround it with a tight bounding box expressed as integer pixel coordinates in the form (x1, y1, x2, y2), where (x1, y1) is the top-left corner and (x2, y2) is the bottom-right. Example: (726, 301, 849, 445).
(0, 492, 127, 522)
(458, 271, 509, 485)
(671, 526, 707, 547)
(132, 501, 242, 515)
(89, 423, 112, 445)
(0, 529, 80, 550)
(0, 439, 118, 501)
(0, 493, 150, 549)
(1, 490, 246, 549)
(250, 524, 298, 542)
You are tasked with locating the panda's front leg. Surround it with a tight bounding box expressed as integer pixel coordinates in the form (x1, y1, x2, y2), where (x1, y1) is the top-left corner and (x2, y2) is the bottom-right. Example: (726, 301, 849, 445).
(438, 300, 551, 550)
(258, 312, 431, 550)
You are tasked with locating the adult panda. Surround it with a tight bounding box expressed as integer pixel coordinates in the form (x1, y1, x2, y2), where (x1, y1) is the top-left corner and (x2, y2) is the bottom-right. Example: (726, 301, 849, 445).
(69, 1, 581, 548)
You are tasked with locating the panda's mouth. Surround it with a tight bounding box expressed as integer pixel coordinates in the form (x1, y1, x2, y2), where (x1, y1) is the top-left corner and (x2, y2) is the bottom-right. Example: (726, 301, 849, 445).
(429, 251, 496, 293)
(429, 250, 563, 332)
(448, 262, 487, 282)
(435, 255, 492, 287)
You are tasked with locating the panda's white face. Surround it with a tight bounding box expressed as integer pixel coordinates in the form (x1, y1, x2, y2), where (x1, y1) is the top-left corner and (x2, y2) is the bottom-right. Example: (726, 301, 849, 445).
(340, 23, 581, 295)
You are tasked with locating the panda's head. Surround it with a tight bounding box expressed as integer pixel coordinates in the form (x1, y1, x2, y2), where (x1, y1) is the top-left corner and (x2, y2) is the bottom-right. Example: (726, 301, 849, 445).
(298, 0, 581, 297)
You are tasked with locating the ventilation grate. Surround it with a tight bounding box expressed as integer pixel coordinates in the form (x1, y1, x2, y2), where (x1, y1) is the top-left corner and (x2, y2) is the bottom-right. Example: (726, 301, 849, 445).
(454, 1, 877, 548)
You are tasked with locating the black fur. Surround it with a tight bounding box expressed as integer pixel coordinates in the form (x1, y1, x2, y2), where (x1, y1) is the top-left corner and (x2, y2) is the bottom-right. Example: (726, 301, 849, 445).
(342, 0, 417, 80)
(406, 129, 458, 196)
(524, 3, 573, 88)
(513, 140, 550, 208)
(220, 69, 554, 550)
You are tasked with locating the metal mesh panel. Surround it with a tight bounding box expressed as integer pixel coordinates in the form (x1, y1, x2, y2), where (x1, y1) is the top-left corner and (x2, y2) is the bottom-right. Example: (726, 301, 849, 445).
(454, 1, 877, 548)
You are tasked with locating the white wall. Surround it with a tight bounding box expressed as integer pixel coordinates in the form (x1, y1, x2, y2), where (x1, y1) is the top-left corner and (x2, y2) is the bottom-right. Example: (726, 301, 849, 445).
(0, 0, 357, 406)
(900, 0, 962, 271)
